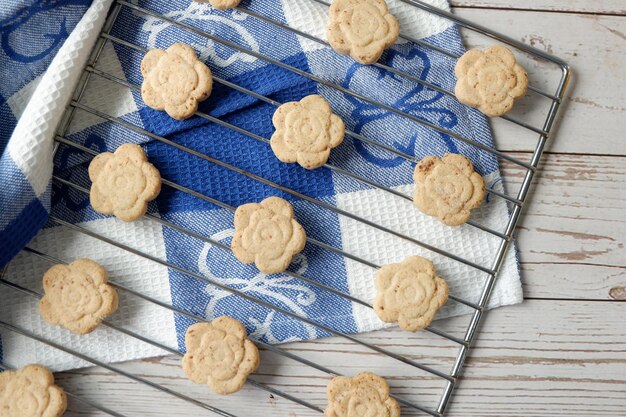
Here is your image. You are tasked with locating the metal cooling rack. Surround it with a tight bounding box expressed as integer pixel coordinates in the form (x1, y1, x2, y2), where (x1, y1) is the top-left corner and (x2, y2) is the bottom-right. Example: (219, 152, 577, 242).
(0, 0, 571, 415)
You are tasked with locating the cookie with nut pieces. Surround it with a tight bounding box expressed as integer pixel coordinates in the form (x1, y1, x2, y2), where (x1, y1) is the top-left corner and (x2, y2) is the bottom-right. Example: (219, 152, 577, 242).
(413, 154, 486, 226)
(270, 95, 345, 169)
(374, 255, 448, 332)
(454, 45, 528, 117)
(182, 316, 259, 395)
(0, 364, 67, 417)
(88, 144, 161, 222)
(325, 371, 400, 417)
(39, 259, 119, 335)
(231, 196, 306, 274)
(141, 43, 213, 120)
(327, 0, 399, 64)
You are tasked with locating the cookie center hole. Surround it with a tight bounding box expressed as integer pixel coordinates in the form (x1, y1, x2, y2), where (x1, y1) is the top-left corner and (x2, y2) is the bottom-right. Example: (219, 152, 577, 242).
(255, 220, 281, 243)
(348, 396, 377, 417)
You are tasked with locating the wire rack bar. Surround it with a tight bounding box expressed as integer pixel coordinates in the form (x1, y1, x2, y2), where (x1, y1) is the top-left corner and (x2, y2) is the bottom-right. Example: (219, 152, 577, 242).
(0, 319, 238, 417)
(15, 249, 346, 380)
(71, 68, 511, 244)
(50, 173, 479, 337)
(95, 32, 524, 214)
(55, 128, 498, 276)
(438, 64, 568, 413)
(44, 215, 456, 384)
(233, 1, 548, 136)
(55, 3, 124, 147)
(1, 0, 572, 415)
(10, 247, 445, 417)
(0, 362, 127, 417)
(119, 0, 534, 172)
(51, 146, 482, 315)
(92, 34, 524, 212)
(314, 0, 562, 101)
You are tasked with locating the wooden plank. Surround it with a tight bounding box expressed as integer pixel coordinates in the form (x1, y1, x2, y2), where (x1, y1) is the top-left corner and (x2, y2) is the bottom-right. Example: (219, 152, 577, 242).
(453, 9, 626, 155)
(521, 262, 626, 300)
(502, 152, 626, 300)
(54, 300, 626, 417)
(447, 300, 626, 417)
(451, 0, 626, 15)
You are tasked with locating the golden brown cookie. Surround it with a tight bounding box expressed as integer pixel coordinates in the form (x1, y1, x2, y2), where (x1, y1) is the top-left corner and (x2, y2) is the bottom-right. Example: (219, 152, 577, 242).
(39, 259, 119, 335)
(413, 154, 486, 226)
(231, 196, 306, 274)
(182, 316, 259, 395)
(325, 372, 400, 417)
(0, 364, 67, 417)
(374, 255, 448, 332)
(270, 95, 345, 169)
(88, 143, 161, 222)
(454, 45, 528, 117)
(327, 0, 399, 65)
(194, 0, 241, 10)
(141, 43, 213, 120)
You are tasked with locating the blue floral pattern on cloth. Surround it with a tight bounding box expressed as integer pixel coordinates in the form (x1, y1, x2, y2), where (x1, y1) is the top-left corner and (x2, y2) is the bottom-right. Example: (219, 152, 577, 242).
(1, 0, 93, 269)
(1, 0, 516, 352)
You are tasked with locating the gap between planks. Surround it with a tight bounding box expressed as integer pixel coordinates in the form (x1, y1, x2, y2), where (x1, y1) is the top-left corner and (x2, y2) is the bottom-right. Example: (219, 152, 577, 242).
(450, 0, 626, 16)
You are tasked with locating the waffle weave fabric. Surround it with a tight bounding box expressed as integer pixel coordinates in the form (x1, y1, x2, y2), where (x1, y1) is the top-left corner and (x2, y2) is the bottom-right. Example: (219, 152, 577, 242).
(0, 0, 521, 371)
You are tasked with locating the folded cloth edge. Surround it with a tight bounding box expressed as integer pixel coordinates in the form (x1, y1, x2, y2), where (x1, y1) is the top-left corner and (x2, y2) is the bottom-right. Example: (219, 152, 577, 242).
(0, 0, 113, 269)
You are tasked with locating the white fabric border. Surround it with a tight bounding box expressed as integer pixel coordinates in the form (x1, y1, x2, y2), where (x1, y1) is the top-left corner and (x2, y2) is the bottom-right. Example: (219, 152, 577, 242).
(335, 172, 523, 333)
(6, 0, 114, 198)
(1, 217, 176, 371)
(281, 0, 454, 53)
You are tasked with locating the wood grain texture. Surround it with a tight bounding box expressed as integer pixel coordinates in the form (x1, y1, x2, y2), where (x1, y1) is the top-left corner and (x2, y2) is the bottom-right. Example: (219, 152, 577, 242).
(55, 301, 626, 417)
(455, 9, 626, 155)
(503, 153, 626, 300)
(451, 0, 626, 15)
(29, 1, 626, 417)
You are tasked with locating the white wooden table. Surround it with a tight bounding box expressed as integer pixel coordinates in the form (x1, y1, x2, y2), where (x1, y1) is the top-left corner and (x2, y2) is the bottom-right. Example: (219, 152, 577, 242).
(55, 1, 626, 416)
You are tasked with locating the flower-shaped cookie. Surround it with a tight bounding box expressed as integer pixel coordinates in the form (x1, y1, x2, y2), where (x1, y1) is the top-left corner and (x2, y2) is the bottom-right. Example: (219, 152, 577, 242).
(325, 372, 400, 417)
(327, 0, 400, 65)
(270, 95, 345, 169)
(141, 43, 213, 120)
(89, 143, 161, 222)
(413, 154, 486, 226)
(374, 256, 448, 332)
(194, 0, 241, 10)
(0, 364, 67, 417)
(454, 45, 528, 117)
(39, 259, 119, 335)
(182, 316, 260, 395)
(231, 196, 306, 274)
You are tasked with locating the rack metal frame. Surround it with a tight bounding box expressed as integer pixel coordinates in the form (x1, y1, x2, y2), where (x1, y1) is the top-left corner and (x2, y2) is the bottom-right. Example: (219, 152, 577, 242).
(0, 0, 570, 416)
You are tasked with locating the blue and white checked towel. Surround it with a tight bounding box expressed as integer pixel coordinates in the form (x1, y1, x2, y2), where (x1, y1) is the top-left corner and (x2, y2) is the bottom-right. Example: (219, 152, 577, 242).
(0, 0, 522, 371)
